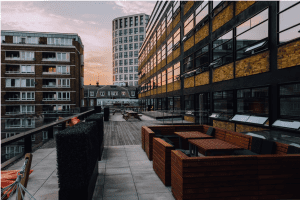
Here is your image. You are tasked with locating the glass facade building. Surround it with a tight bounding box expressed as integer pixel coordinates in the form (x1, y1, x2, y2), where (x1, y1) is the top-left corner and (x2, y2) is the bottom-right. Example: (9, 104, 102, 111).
(112, 13, 149, 86)
(138, 1, 300, 133)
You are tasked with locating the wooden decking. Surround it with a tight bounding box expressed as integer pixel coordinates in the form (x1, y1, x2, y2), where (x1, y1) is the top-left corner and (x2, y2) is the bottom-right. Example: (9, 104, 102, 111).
(103, 120, 160, 146)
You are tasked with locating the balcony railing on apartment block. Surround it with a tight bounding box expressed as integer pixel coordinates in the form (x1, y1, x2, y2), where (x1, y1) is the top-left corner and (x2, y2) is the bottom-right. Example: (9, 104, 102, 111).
(1, 108, 96, 169)
(5, 71, 20, 74)
(5, 111, 35, 115)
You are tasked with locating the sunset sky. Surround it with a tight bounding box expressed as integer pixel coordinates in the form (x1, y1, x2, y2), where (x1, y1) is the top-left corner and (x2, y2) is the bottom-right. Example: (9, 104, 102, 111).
(1, 1, 156, 85)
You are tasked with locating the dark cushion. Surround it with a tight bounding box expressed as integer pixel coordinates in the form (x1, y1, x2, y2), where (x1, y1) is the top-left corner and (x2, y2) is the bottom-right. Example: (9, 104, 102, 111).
(251, 137, 263, 154)
(206, 127, 215, 136)
(287, 145, 300, 154)
(260, 139, 276, 154)
(232, 149, 258, 155)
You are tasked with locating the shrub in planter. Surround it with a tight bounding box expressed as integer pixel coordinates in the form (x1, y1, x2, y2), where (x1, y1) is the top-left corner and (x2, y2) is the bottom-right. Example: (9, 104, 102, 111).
(94, 106, 102, 113)
(104, 107, 109, 121)
(56, 121, 98, 200)
(86, 113, 104, 160)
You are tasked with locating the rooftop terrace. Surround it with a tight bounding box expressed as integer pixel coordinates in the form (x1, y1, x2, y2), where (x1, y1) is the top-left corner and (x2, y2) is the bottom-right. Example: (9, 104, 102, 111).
(4, 112, 182, 200)
(4, 111, 300, 200)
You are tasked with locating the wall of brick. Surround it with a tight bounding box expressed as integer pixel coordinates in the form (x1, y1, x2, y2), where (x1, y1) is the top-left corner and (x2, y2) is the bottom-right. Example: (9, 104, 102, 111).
(173, 13, 181, 28)
(235, 1, 256, 16)
(213, 120, 235, 131)
(213, 63, 234, 83)
(212, 3, 234, 32)
(167, 53, 173, 64)
(157, 86, 162, 94)
(235, 51, 269, 78)
(167, 82, 173, 92)
(5, 36, 13, 43)
(39, 37, 47, 45)
(184, 115, 195, 123)
(278, 40, 300, 69)
(173, 80, 181, 91)
(162, 85, 166, 93)
(195, 23, 209, 44)
(161, 59, 166, 68)
(184, 1, 194, 16)
(236, 124, 268, 133)
(184, 76, 194, 88)
(167, 22, 173, 36)
(184, 35, 194, 52)
(173, 46, 180, 60)
(195, 71, 209, 86)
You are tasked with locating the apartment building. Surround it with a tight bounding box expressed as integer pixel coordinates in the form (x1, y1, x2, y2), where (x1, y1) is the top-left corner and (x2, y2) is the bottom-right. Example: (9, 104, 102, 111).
(138, 1, 300, 134)
(1, 30, 84, 160)
(112, 13, 149, 86)
(83, 85, 138, 107)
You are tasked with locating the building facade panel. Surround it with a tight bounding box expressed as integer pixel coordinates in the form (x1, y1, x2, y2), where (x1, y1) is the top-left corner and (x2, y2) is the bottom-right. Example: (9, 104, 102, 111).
(138, 1, 300, 137)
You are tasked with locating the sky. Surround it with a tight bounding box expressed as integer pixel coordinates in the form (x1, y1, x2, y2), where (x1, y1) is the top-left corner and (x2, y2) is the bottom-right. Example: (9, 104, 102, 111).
(1, 1, 156, 85)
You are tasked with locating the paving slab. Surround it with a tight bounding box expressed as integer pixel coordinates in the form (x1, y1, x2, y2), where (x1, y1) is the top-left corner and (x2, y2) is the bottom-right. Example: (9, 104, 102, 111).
(105, 167, 131, 175)
(104, 174, 134, 186)
(138, 192, 175, 200)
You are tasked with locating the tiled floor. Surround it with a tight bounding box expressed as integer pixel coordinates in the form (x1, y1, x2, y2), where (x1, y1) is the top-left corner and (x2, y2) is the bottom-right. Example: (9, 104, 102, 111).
(94, 145, 175, 200)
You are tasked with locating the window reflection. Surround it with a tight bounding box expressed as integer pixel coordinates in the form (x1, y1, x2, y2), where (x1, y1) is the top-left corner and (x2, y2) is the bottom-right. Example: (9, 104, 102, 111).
(278, 3, 300, 43)
(237, 87, 269, 115)
(213, 30, 233, 66)
(236, 8, 269, 59)
(195, 2, 209, 25)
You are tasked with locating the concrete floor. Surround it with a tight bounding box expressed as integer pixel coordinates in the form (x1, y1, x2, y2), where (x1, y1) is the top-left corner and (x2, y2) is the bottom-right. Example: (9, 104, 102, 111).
(6, 145, 175, 200)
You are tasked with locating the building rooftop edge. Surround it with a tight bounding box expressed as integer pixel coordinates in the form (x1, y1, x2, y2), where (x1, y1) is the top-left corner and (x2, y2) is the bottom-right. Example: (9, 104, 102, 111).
(112, 13, 149, 21)
(1, 30, 84, 48)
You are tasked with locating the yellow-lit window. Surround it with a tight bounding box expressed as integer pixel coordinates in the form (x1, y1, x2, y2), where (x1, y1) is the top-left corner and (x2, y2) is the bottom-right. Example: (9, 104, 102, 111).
(162, 70, 166, 86)
(167, 66, 173, 84)
(174, 62, 180, 81)
(184, 14, 194, 35)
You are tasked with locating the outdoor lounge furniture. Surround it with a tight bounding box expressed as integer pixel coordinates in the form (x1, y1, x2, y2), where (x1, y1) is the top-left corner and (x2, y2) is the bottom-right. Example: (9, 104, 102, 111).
(171, 150, 300, 200)
(188, 138, 244, 156)
(174, 131, 213, 149)
(142, 125, 209, 160)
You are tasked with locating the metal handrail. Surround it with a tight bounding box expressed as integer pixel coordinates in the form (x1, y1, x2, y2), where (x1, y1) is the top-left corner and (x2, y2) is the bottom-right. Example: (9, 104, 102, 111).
(1, 109, 95, 146)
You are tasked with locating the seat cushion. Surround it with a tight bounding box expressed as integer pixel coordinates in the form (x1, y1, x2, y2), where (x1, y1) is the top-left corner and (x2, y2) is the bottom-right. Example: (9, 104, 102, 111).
(251, 137, 263, 154)
(232, 149, 258, 155)
(260, 139, 276, 154)
(287, 145, 300, 154)
(206, 127, 215, 136)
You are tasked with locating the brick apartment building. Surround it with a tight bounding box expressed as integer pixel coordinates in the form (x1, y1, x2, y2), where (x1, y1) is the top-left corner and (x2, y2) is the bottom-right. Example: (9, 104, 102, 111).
(138, 1, 300, 133)
(1, 30, 84, 161)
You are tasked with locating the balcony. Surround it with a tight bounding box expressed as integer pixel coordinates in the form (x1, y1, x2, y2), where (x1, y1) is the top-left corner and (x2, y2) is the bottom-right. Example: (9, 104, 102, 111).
(5, 65, 20, 74)
(42, 79, 56, 88)
(4, 92, 20, 101)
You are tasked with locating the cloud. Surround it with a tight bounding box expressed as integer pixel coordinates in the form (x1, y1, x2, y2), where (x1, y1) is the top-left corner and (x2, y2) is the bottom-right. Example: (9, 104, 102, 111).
(1, 1, 114, 85)
(113, 1, 156, 15)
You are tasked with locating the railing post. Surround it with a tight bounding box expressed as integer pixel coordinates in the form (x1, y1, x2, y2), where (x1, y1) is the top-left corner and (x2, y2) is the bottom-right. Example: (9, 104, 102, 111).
(61, 122, 66, 130)
(48, 126, 54, 139)
(24, 135, 32, 153)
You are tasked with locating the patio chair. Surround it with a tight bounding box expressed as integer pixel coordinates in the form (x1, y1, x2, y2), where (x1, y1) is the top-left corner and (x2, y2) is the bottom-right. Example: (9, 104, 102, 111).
(287, 145, 300, 154)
